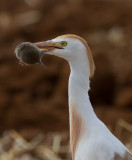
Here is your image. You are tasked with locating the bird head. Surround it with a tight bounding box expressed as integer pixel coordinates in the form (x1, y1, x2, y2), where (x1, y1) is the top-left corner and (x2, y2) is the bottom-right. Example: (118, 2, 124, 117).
(34, 34, 95, 77)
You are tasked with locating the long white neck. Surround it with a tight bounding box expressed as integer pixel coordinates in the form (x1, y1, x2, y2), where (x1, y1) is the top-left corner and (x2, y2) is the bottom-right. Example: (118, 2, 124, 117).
(68, 52, 97, 125)
(69, 58, 95, 119)
(68, 52, 98, 159)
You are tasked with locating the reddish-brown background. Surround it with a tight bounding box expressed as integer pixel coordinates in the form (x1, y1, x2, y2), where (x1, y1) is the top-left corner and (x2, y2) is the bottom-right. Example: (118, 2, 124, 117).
(0, 0, 132, 140)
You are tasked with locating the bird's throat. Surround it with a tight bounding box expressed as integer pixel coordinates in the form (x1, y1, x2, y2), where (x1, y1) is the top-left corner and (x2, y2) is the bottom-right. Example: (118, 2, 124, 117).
(68, 57, 96, 160)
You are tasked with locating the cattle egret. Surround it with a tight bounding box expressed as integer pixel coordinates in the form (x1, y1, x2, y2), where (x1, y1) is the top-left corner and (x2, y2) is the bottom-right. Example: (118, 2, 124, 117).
(34, 34, 132, 160)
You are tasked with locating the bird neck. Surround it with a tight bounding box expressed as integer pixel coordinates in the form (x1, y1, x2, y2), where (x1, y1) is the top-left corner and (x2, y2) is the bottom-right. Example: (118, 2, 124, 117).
(68, 54, 96, 124)
(68, 56, 97, 159)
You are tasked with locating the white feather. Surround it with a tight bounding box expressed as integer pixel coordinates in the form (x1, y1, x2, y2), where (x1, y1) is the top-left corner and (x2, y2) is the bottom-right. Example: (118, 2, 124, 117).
(47, 35, 132, 160)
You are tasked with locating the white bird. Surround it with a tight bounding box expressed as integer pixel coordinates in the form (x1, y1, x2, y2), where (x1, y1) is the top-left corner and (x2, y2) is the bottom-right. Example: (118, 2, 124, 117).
(34, 34, 132, 160)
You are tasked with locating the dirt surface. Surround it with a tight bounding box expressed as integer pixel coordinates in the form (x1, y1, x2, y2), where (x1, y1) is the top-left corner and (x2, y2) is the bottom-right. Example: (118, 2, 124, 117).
(0, 0, 132, 140)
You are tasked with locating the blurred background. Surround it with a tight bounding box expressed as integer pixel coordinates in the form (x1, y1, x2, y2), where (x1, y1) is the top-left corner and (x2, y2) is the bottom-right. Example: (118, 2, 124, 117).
(0, 0, 132, 159)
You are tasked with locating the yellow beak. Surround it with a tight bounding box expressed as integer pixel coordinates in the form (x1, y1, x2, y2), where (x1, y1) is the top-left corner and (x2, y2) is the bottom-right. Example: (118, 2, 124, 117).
(34, 40, 63, 50)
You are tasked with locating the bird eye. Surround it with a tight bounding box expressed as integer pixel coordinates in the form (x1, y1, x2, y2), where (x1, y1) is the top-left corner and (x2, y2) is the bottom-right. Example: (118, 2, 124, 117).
(61, 41, 67, 46)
